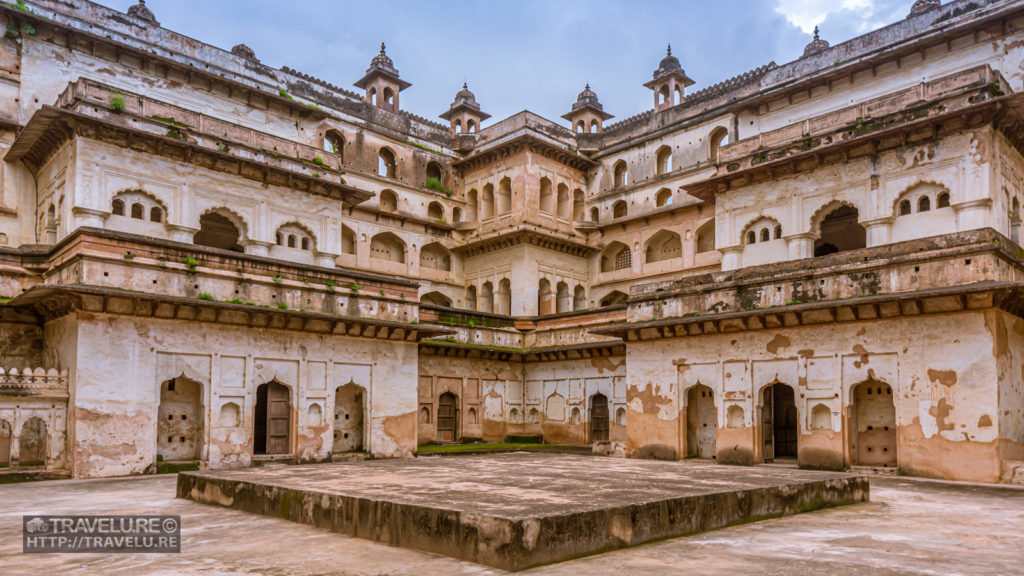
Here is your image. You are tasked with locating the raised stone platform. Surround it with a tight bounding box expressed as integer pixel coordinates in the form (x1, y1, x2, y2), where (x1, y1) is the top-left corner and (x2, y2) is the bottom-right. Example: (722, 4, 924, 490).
(177, 453, 868, 571)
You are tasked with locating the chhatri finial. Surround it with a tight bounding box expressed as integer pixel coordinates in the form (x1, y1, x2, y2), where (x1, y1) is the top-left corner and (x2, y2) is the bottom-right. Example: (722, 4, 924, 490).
(667, 43, 672, 56)
(585, 82, 590, 90)
(380, 42, 386, 54)
(813, 26, 820, 40)
(463, 82, 468, 90)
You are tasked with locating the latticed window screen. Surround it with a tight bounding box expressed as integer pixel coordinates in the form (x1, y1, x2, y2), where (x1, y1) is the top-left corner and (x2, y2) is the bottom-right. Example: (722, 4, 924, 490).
(615, 247, 632, 270)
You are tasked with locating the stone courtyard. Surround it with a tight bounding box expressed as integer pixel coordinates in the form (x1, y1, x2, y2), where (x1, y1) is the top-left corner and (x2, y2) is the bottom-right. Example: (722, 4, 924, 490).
(2, 455, 1023, 575)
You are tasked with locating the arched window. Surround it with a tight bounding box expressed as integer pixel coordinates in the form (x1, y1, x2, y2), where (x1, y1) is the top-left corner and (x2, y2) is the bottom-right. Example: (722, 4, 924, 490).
(341, 224, 356, 255)
(612, 200, 627, 219)
(590, 207, 599, 223)
(556, 282, 570, 314)
(590, 119, 599, 133)
(465, 285, 477, 311)
(420, 242, 452, 271)
(937, 192, 950, 208)
(645, 230, 682, 263)
(576, 120, 584, 133)
(600, 290, 628, 307)
(150, 206, 163, 223)
(656, 146, 672, 176)
(482, 184, 495, 219)
(899, 199, 911, 216)
(480, 281, 494, 313)
(287, 234, 296, 248)
(760, 228, 770, 242)
(426, 161, 442, 185)
(556, 184, 570, 219)
(131, 203, 144, 219)
(814, 204, 865, 257)
(613, 160, 628, 188)
(380, 189, 398, 213)
(453, 207, 463, 223)
(918, 196, 931, 212)
(709, 126, 730, 163)
(467, 119, 476, 133)
(323, 130, 344, 157)
(498, 278, 511, 314)
(746, 231, 756, 245)
(538, 278, 552, 315)
(498, 177, 512, 215)
(467, 189, 479, 222)
(539, 177, 553, 214)
(112, 199, 125, 216)
(655, 188, 673, 207)
(774, 225, 782, 239)
(601, 242, 632, 272)
(382, 87, 394, 109)
(696, 220, 715, 253)
(378, 148, 397, 178)
(194, 211, 244, 252)
(420, 291, 452, 307)
(427, 201, 444, 221)
(301, 237, 310, 250)
(454, 119, 463, 135)
(369, 232, 406, 263)
(573, 285, 586, 310)
(573, 189, 585, 222)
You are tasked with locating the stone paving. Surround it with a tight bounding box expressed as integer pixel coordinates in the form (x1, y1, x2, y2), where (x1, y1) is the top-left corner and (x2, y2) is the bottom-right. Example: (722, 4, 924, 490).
(0, 454, 1021, 575)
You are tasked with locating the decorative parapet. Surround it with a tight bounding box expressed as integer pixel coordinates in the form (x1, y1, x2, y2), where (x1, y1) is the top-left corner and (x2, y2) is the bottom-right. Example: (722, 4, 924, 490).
(0, 367, 69, 397)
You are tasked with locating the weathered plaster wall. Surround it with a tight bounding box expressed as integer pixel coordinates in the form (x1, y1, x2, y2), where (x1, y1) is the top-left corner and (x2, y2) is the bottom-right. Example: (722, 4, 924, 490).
(58, 311, 417, 478)
(625, 311, 1008, 482)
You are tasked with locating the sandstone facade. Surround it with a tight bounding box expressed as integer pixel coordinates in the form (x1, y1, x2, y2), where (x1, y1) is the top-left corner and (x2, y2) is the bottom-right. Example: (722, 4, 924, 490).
(0, 0, 1022, 483)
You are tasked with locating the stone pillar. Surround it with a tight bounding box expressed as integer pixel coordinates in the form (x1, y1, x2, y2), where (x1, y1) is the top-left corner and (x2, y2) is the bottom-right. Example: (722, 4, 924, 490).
(314, 252, 338, 269)
(72, 206, 108, 230)
(785, 233, 816, 260)
(861, 216, 893, 248)
(244, 239, 272, 258)
(166, 223, 199, 244)
(953, 198, 993, 232)
(719, 245, 743, 271)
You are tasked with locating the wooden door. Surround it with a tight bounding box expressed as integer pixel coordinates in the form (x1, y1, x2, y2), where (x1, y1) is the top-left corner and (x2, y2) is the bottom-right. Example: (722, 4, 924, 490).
(437, 392, 457, 442)
(591, 394, 609, 442)
(265, 382, 290, 454)
(763, 385, 775, 462)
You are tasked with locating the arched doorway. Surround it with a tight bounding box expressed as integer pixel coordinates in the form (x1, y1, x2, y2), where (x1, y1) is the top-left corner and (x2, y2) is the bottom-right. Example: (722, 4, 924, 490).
(437, 392, 458, 442)
(254, 381, 290, 454)
(0, 420, 10, 466)
(814, 205, 865, 256)
(194, 212, 243, 252)
(686, 384, 717, 459)
(19, 417, 47, 466)
(157, 377, 203, 462)
(333, 384, 364, 452)
(850, 381, 897, 467)
(590, 394, 609, 442)
(762, 383, 797, 462)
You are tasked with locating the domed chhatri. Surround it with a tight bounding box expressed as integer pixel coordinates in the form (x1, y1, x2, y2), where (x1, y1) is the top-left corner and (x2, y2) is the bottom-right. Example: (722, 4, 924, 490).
(653, 44, 683, 79)
(803, 26, 830, 57)
(439, 82, 490, 135)
(126, 0, 158, 26)
(230, 44, 258, 62)
(562, 83, 614, 133)
(354, 42, 411, 112)
(909, 0, 942, 16)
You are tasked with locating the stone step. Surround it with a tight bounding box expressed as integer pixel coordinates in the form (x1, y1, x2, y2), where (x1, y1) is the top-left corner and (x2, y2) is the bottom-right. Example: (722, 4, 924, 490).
(850, 465, 899, 476)
(251, 454, 296, 467)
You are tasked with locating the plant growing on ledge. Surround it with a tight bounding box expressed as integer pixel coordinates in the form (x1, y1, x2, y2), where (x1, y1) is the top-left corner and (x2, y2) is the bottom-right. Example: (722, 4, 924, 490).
(216, 142, 229, 153)
(277, 302, 288, 310)
(123, 251, 134, 260)
(183, 256, 199, 275)
(348, 283, 360, 292)
(197, 292, 214, 301)
(425, 177, 453, 197)
(166, 128, 184, 140)
(278, 88, 294, 100)
(272, 274, 283, 284)
(325, 278, 336, 293)
(312, 155, 325, 166)
(109, 91, 125, 113)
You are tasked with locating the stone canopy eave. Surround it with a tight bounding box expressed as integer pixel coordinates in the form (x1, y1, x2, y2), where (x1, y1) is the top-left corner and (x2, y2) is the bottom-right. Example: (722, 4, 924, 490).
(7, 284, 451, 342)
(5, 105, 373, 207)
(590, 281, 1024, 341)
(452, 131, 597, 173)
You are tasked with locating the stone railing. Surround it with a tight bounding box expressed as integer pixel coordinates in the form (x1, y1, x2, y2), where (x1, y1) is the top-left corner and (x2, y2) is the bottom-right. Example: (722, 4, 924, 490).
(0, 367, 69, 393)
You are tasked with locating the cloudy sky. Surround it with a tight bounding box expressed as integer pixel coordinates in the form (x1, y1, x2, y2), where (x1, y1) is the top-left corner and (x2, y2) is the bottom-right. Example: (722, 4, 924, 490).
(102, 0, 919, 126)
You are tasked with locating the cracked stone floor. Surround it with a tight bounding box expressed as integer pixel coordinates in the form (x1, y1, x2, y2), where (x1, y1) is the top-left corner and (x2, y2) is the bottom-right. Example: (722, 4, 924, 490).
(1, 454, 1022, 575)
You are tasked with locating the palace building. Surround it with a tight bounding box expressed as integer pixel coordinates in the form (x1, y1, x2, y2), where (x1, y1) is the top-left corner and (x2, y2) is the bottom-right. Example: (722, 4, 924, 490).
(1, 0, 1023, 484)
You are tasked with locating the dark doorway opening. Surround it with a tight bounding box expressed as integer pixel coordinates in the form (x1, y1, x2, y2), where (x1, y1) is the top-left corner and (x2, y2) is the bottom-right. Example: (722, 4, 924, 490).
(763, 383, 797, 461)
(591, 393, 609, 442)
(437, 392, 458, 442)
(814, 205, 865, 257)
(254, 381, 290, 454)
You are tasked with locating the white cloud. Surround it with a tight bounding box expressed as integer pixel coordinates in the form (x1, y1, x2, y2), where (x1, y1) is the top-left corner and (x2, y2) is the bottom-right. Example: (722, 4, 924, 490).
(774, 0, 878, 34)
